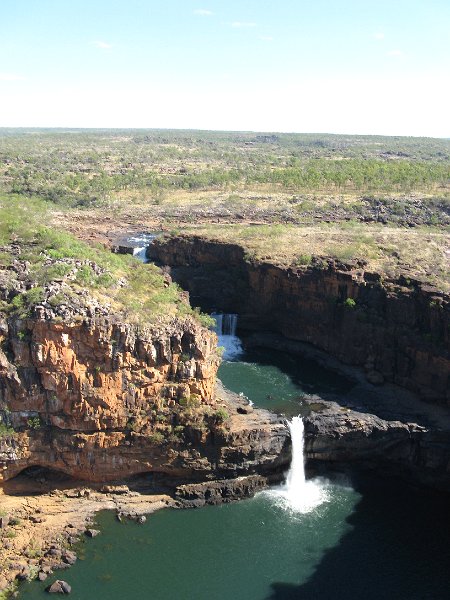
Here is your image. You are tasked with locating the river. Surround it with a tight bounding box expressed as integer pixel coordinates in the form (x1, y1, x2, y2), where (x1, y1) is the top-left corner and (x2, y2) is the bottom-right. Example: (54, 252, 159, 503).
(20, 316, 450, 599)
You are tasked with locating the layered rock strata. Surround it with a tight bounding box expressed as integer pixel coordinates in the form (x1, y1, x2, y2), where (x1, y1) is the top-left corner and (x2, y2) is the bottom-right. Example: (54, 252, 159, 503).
(302, 397, 450, 492)
(0, 310, 289, 483)
(148, 235, 450, 405)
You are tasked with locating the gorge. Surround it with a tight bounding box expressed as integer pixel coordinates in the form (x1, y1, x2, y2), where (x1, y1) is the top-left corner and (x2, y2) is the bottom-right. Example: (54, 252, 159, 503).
(18, 309, 450, 600)
(147, 234, 450, 404)
(145, 234, 450, 487)
(1, 223, 449, 598)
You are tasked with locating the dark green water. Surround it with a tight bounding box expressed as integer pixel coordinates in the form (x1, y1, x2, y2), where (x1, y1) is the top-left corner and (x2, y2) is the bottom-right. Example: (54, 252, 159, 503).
(20, 480, 450, 600)
(218, 345, 352, 416)
(20, 345, 450, 599)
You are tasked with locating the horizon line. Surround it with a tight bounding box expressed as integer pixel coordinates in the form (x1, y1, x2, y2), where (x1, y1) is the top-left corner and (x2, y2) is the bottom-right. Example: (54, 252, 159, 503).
(0, 126, 448, 140)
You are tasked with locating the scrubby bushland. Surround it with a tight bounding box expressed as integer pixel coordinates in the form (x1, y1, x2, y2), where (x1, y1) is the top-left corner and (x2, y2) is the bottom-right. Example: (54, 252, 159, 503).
(0, 129, 448, 209)
(0, 195, 213, 326)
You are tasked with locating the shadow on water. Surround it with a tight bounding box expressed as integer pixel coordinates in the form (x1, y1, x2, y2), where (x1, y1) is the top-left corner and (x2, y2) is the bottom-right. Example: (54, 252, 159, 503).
(228, 337, 450, 433)
(15, 324, 450, 599)
(267, 475, 450, 600)
(218, 344, 353, 416)
(241, 345, 353, 394)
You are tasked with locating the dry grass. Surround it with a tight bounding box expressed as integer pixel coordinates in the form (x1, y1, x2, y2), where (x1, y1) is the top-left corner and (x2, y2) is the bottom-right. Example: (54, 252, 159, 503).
(56, 189, 450, 293)
(94, 185, 450, 212)
(176, 222, 450, 292)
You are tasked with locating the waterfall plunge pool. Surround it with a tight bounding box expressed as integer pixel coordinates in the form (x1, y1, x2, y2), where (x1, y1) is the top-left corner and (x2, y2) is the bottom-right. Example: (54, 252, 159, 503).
(20, 478, 450, 600)
(19, 316, 450, 599)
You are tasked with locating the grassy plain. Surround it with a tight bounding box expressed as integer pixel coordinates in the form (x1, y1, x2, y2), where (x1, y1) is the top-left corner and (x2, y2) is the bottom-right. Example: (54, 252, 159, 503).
(0, 128, 448, 292)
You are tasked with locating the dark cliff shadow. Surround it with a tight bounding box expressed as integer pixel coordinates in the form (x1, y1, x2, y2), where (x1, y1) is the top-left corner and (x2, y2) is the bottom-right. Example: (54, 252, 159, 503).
(266, 475, 450, 600)
(2, 468, 175, 497)
(239, 338, 450, 431)
(232, 344, 353, 399)
(2, 466, 81, 496)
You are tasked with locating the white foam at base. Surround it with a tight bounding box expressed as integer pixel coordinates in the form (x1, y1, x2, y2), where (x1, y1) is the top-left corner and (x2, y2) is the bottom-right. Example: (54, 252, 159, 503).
(267, 416, 329, 514)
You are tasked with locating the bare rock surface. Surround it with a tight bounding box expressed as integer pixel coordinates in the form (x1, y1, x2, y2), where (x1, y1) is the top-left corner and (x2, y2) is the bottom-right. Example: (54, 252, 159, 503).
(303, 396, 450, 492)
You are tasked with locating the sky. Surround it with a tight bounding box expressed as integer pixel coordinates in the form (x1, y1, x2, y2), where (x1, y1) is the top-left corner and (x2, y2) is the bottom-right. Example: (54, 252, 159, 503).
(0, 0, 449, 136)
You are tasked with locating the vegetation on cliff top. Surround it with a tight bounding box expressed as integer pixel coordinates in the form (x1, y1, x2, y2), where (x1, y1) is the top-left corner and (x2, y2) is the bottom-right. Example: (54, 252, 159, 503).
(0, 195, 212, 325)
(164, 222, 450, 293)
(0, 129, 448, 293)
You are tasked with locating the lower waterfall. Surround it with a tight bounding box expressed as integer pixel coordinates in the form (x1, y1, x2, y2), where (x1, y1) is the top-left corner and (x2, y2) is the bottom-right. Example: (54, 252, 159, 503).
(211, 313, 238, 336)
(269, 416, 329, 513)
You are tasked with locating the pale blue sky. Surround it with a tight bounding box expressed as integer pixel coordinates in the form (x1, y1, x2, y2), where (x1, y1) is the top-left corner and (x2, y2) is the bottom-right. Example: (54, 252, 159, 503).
(1, 0, 449, 135)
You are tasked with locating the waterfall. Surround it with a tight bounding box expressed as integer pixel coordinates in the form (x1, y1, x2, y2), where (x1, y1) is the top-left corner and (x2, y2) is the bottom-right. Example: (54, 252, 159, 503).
(133, 246, 149, 263)
(269, 416, 328, 513)
(129, 233, 157, 264)
(211, 313, 242, 360)
(285, 416, 306, 496)
(211, 313, 238, 336)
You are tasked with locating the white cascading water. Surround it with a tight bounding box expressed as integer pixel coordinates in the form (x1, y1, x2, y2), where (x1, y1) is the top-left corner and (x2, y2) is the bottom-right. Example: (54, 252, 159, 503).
(129, 233, 157, 264)
(271, 416, 328, 513)
(212, 313, 238, 336)
(133, 246, 149, 263)
(211, 312, 243, 360)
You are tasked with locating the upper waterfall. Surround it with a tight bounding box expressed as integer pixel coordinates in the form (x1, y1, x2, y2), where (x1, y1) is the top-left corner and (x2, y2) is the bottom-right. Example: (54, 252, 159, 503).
(211, 313, 242, 360)
(128, 233, 158, 263)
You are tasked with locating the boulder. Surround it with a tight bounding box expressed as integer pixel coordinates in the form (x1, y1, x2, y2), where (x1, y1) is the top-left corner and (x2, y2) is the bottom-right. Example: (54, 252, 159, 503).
(99, 485, 129, 495)
(84, 528, 100, 538)
(47, 580, 72, 594)
(62, 551, 77, 565)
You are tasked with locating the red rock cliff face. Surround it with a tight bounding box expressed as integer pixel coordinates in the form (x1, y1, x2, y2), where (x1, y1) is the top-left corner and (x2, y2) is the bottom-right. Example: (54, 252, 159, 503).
(0, 312, 289, 482)
(148, 235, 450, 405)
(2, 316, 217, 432)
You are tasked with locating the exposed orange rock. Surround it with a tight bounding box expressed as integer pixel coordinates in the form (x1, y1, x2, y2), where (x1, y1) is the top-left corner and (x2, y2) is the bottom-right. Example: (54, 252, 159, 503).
(0, 314, 289, 482)
(2, 316, 217, 428)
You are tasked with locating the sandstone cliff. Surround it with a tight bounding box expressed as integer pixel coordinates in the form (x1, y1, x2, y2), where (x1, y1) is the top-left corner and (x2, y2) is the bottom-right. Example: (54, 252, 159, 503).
(0, 311, 289, 482)
(0, 228, 289, 485)
(148, 235, 450, 405)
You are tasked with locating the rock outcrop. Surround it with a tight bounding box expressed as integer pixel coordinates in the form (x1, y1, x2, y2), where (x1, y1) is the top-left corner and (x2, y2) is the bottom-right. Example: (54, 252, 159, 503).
(0, 311, 290, 483)
(46, 580, 72, 594)
(175, 474, 272, 508)
(148, 235, 450, 405)
(301, 396, 450, 491)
